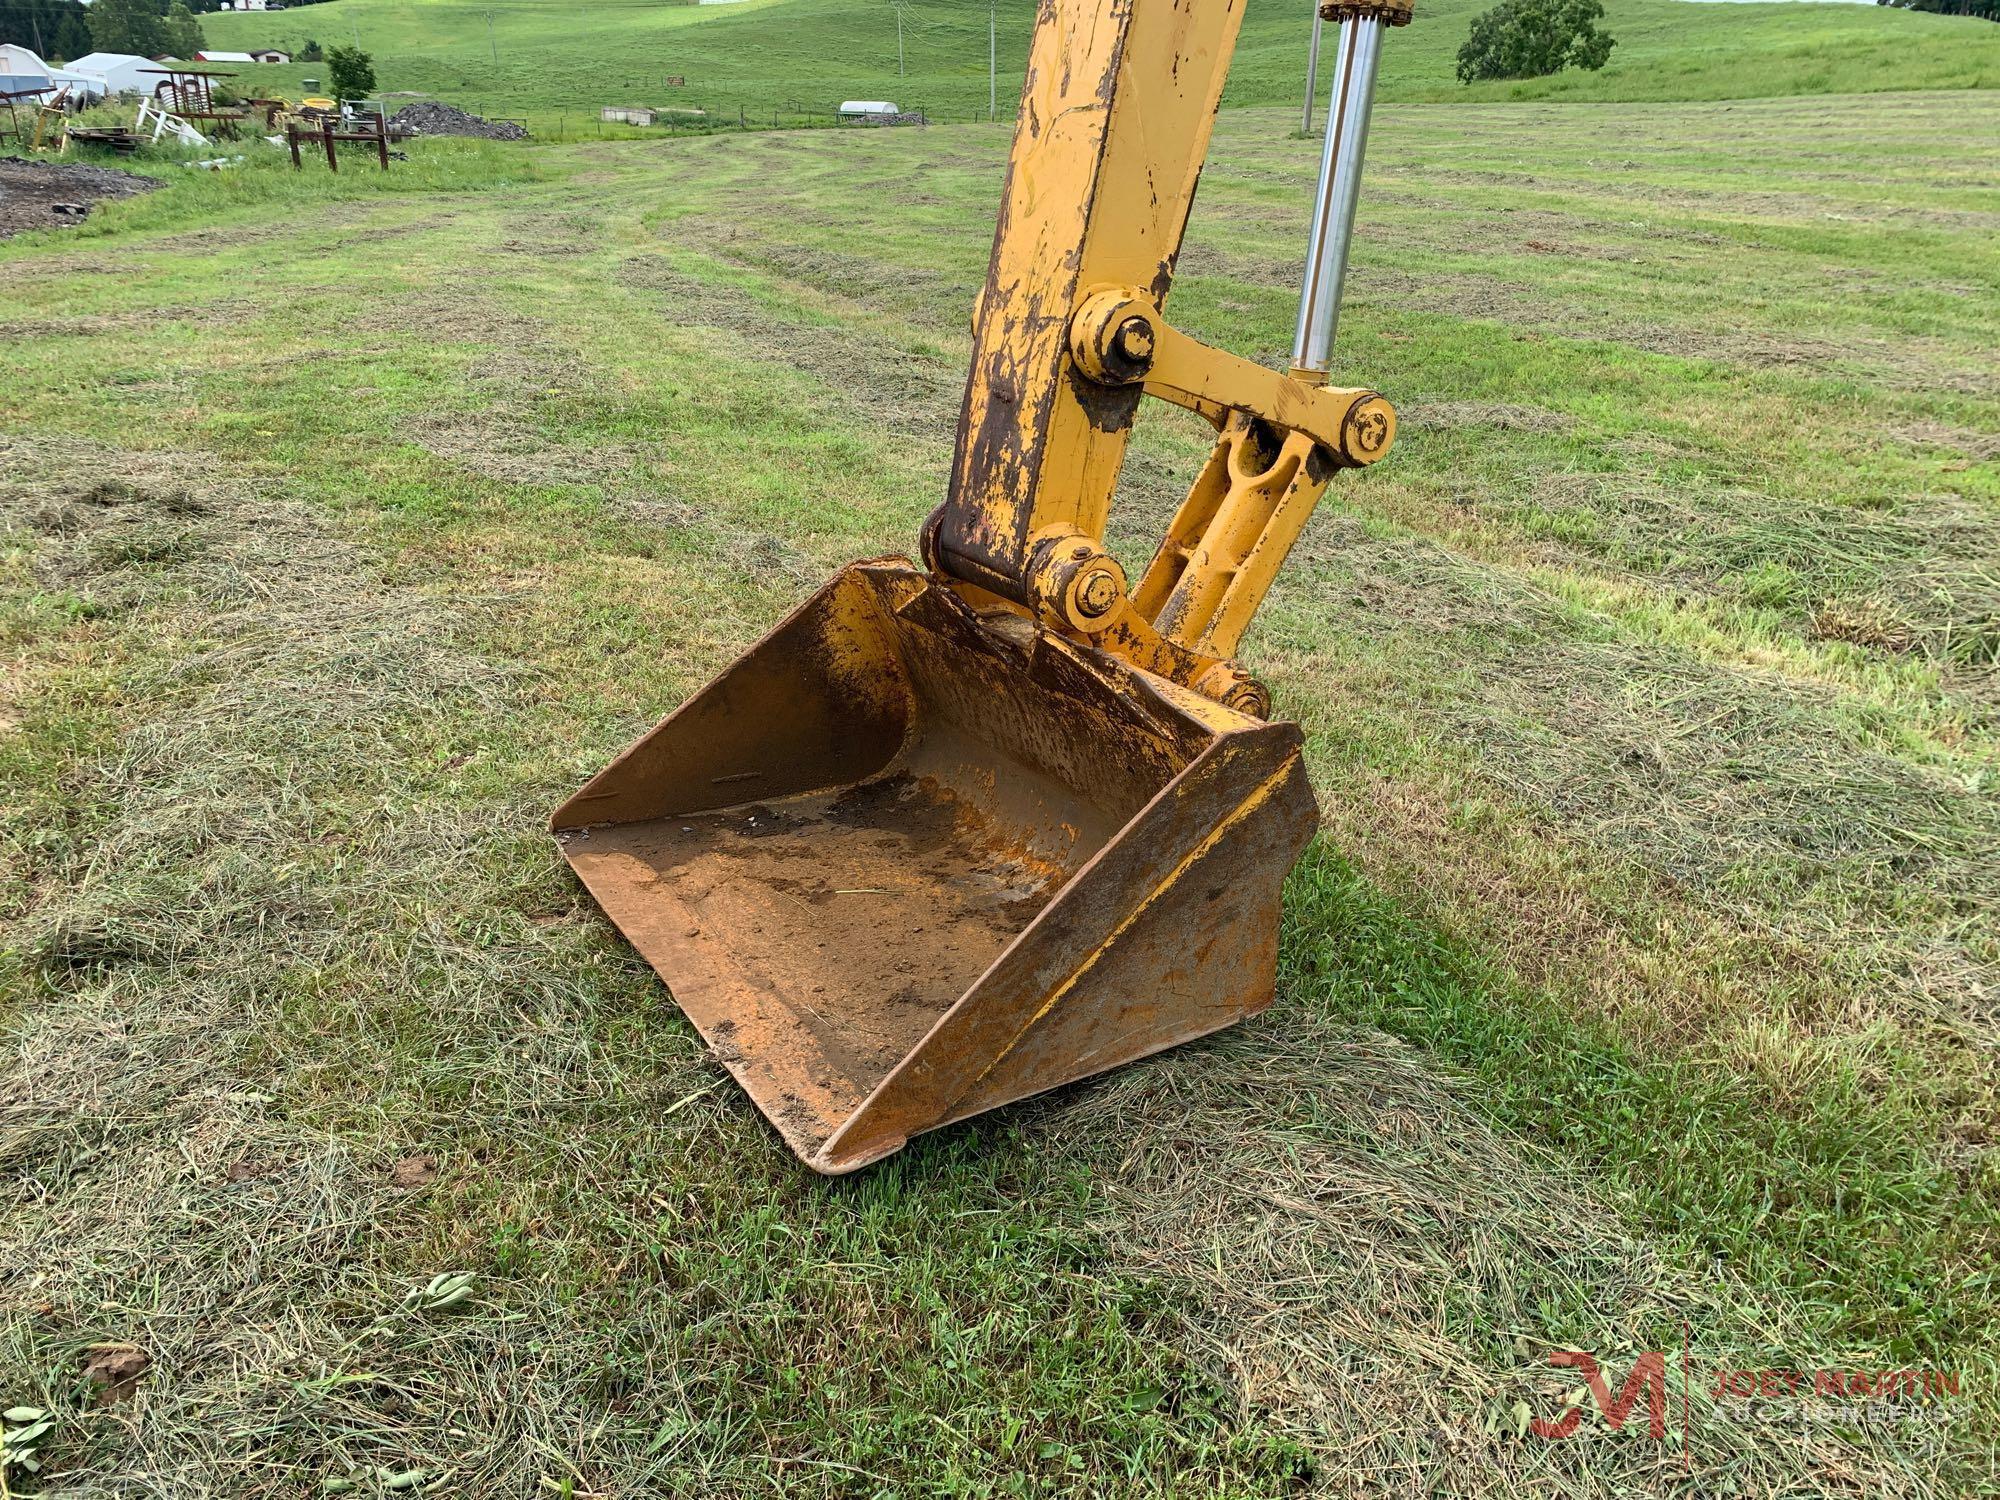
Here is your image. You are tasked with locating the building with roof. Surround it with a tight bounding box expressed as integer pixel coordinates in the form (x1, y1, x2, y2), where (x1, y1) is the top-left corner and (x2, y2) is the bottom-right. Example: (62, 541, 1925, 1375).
(0, 42, 55, 100)
(65, 52, 172, 96)
(0, 45, 107, 104)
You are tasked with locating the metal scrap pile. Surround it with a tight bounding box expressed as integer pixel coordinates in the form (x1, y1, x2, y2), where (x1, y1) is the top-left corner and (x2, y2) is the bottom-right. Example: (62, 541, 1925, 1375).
(385, 102, 527, 141)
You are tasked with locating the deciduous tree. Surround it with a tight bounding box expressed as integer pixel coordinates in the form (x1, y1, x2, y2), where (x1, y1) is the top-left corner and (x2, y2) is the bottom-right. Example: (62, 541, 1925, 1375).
(1457, 0, 1615, 83)
(164, 0, 204, 59)
(325, 43, 376, 101)
(85, 0, 168, 58)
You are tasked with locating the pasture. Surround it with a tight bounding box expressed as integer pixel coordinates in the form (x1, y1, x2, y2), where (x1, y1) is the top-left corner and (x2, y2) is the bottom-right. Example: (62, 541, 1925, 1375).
(0, 38, 1994, 1500)
(193, 0, 2000, 131)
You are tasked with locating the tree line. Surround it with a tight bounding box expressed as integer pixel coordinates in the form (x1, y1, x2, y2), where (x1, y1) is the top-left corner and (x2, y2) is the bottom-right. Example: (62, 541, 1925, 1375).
(1878, 0, 1998, 20)
(0, 0, 90, 61)
(2, 0, 341, 65)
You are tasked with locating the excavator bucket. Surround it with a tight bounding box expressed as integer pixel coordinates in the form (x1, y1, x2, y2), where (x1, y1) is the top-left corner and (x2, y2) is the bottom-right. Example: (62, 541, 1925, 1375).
(553, 561, 1318, 1173)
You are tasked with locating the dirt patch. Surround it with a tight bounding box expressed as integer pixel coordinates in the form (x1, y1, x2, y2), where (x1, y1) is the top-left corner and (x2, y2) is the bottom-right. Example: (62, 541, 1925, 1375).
(1403, 401, 1573, 436)
(389, 1154, 438, 1189)
(0, 154, 157, 239)
(81, 1344, 151, 1406)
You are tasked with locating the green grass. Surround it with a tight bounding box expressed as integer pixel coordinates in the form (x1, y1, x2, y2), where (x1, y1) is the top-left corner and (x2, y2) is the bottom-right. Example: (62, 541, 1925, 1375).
(189, 0, 2000, 136)
(1, 92, 1995, 1495)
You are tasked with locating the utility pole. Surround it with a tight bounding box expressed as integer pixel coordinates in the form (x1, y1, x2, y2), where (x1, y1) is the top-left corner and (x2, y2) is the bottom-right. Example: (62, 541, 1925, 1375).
(484, 11, 499, 66)
(1301, 9, 1324, 135)
(988, 0, 997, 121)
(894, 1, 906, 77)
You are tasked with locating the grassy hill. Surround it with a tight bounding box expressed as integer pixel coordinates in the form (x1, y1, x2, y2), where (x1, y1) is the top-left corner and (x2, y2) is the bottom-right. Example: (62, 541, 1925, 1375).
(200, 0, 2000, 132)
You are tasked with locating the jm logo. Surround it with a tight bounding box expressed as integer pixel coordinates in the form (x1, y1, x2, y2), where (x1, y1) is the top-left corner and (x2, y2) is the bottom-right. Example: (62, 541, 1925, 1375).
(1529, 1350, 1671, 1441)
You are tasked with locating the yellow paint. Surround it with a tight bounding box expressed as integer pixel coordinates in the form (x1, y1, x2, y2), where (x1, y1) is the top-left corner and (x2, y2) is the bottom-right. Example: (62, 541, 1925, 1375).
(934, 0, 1395, 711)
(964, 752, 1301, 1091)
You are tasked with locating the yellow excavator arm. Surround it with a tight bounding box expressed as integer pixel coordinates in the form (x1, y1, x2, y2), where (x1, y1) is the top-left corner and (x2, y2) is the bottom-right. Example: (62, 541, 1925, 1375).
(554, 0, 1411, 1172)
(928, 0, 1407, 714)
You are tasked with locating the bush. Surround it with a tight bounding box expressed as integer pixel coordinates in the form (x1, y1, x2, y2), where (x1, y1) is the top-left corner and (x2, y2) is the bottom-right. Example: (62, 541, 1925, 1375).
(1456, 0, 1616, 83)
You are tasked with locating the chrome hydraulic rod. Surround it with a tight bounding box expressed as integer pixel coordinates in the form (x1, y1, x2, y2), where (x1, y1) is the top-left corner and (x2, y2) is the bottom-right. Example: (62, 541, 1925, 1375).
(1300, 9, 1323, 137)
(1291, 0, 1412, 380)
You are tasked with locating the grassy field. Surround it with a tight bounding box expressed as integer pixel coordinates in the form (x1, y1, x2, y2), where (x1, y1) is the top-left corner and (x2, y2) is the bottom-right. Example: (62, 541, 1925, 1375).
(191, 0, 2000, 132)
(1, 84, 1996, 1497)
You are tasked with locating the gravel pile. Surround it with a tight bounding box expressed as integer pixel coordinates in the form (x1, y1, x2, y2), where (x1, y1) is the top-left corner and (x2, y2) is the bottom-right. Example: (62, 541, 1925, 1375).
(386, 102, 529, 141)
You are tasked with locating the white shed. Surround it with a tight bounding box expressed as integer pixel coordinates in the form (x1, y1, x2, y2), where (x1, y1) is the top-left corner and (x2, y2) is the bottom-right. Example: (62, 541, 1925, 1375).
(66, 52, 169, 96)
(838, 100, 901, 118)
(0, 42, 55, 99)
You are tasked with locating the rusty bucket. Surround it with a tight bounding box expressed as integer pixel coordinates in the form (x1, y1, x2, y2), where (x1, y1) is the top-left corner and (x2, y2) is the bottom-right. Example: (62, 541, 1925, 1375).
(552, 560, 1318, 1173)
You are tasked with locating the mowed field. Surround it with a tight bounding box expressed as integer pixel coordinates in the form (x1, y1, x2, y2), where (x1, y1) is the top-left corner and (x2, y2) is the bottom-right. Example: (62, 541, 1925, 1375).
(0, 86, 1996, 1495)
(194, 0, 2000, 130)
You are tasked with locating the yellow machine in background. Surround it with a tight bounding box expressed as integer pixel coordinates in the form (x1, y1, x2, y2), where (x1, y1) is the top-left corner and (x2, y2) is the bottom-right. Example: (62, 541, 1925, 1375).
(555, 0, 1413, 1172)
(264, 96, 338, 128)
